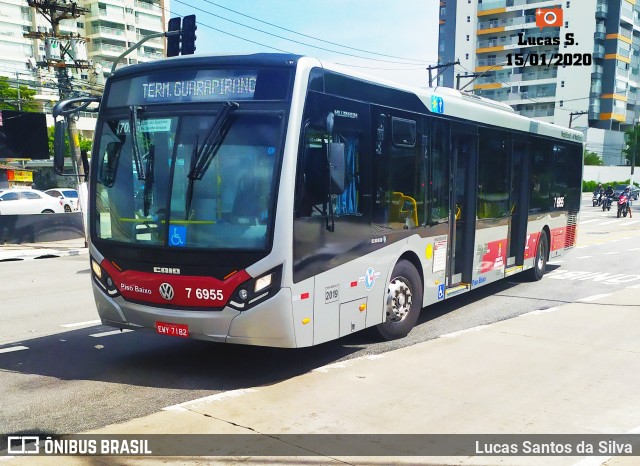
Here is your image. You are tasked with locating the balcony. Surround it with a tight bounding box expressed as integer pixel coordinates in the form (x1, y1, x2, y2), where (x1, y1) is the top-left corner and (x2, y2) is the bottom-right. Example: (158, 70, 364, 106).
(135, 1, 161, 14)
(511, 69, 557, 83)
(593, 45, 605, 60)
(595, 2, 608, 19)
(594, 31, 605, 42)
(478, 0, 506, 11)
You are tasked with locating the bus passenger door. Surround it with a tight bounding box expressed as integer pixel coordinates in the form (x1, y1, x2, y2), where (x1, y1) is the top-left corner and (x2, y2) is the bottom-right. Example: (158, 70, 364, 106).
(508, 139, 531, 269)
(447, 124, 478, 289)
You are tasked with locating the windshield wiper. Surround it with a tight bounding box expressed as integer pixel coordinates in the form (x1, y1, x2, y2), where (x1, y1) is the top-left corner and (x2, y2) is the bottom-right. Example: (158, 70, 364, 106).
(185, 101, 239, 218)
(143, 144, 155, 217)
(129, 106, 146, 181)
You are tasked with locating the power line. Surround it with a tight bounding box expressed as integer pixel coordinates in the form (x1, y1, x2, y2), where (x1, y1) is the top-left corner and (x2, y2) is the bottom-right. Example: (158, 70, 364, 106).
(196, 0, 434, 64)
(170, 0, 433, 66)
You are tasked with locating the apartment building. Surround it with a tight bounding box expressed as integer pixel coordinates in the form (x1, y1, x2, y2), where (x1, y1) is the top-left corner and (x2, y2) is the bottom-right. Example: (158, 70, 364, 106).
(438, 0, 640, 165)
(0, 0, 168, 138)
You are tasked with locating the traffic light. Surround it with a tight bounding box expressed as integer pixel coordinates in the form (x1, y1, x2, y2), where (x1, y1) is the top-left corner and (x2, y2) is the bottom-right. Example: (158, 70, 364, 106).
(167, 17, 181, 57)
(181, 14, 197, 55)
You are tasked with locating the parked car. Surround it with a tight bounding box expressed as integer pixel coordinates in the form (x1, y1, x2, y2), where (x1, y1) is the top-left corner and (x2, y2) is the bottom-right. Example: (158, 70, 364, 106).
(611, 184, 640, 201)
(0, 188, 66, 215)
(45, 188, 79, 212)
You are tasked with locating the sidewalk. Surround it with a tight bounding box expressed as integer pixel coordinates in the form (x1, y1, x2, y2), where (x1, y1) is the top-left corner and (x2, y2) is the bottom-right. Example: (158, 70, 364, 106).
(0, 238, 87, 261)
(4, 288, 640, 465)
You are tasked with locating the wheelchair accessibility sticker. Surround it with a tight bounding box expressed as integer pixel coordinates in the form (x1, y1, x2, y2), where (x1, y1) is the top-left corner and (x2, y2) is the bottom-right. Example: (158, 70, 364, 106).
(437, 284, 445, 300)
(169, 225, 186, 247)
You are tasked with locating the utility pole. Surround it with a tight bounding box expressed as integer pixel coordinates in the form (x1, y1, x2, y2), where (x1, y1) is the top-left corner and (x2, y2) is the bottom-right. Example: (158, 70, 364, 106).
(427, 60, 460, 87)
(25, 0, 91, 180)
(568, 111, 588, 129)
(456, 73, 481, 91)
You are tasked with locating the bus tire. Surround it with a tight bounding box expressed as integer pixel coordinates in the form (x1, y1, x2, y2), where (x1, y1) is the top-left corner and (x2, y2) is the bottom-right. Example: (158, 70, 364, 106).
(376, 260, 423, 340)
(525, 231, 548, 281)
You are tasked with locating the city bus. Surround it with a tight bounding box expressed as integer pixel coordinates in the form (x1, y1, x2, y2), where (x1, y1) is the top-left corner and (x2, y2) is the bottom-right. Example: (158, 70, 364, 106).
(53, 53, 583, 348)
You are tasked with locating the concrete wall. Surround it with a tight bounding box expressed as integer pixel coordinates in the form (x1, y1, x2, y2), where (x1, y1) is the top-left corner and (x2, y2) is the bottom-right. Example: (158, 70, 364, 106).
(584, 165, 640, 183)
(0, 213, 84, 244)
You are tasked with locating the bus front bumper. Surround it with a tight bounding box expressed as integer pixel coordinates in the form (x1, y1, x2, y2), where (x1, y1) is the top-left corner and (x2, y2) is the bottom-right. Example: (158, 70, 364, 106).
(92, 283, 297, 347)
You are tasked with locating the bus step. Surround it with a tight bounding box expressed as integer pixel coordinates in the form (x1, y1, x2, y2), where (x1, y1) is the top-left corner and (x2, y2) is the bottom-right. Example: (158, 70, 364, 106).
(505, 266, 523, 277)
(445, 284, 470, 297)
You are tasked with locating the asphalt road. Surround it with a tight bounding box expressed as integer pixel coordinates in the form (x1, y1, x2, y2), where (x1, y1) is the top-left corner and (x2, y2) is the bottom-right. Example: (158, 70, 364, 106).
(1, 195, 639, 447)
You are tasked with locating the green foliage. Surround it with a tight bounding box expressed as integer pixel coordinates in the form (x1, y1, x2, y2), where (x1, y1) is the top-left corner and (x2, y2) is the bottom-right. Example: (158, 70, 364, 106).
(583, 150, 602, 166)
(583, 179, 640, 192)
(0, 76, 38, 112)
(623, 126, 640, 166)
(47, 125, 93, 158)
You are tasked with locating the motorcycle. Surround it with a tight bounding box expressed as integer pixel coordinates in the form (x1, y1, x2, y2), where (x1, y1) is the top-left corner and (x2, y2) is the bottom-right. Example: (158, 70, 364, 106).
(592, 190, 603, 207)
(602, 195, 613, 211)
(617, 193, 630, 218)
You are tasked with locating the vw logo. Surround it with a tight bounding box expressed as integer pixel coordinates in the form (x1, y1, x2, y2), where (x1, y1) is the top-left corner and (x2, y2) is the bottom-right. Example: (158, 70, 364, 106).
(159, 283, 175, 301)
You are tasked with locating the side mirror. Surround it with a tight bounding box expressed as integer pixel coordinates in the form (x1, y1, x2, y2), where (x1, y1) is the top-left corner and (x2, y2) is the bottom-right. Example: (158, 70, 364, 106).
(53, 119, 68, 175)
(327, 142, 346, 195)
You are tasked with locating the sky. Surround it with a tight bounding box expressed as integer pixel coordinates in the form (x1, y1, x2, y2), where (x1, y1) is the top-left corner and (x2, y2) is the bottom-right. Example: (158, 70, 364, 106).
(168, 0, 440, 88)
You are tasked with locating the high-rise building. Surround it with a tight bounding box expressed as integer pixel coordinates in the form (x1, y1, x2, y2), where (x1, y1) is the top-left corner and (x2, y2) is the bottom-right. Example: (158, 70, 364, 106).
(0, 0, 169, 138)
(438, 0, 638, 165)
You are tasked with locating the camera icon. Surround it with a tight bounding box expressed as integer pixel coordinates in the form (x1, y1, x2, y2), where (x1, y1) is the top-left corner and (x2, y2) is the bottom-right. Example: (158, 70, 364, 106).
(536, 8, 563, 29)
(7, 436, 40, 454)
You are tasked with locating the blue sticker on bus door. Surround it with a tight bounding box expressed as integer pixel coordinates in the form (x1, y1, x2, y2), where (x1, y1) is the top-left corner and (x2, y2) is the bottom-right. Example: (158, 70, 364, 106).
(169, 225, 186, 247)
(431, 96, 444, 114)
(437, 284, 445, 300)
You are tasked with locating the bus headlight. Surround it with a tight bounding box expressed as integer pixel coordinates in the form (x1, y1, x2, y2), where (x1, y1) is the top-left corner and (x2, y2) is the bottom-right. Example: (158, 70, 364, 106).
(91, 257, 120, 297)
(228, 265, 282, 311)
(254, 274, 272, 293)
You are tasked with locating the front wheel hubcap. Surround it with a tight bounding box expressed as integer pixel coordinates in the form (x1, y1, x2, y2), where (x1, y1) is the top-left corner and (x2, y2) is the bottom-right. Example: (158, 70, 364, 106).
(386, 277, 413, 323)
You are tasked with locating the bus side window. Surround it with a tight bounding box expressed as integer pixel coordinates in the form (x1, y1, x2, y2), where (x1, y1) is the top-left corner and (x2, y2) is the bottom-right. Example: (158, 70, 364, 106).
(296, 127, 328, 218)
(430, 119, 449, 224)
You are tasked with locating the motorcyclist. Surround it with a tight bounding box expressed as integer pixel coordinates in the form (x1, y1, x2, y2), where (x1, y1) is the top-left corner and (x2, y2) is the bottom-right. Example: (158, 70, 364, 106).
(624, 186, 633, 218)
(604, 184, 614, 197)
(602, 184, 614, 210)
(593, 183, 604, 206)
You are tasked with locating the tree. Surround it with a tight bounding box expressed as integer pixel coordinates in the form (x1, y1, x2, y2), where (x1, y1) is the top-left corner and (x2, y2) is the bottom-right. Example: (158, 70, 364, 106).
(584, 150, 602, 166)
(0, 76, 38, 112)
(47, 125, 92, 158)
(623, 125, 640, 167)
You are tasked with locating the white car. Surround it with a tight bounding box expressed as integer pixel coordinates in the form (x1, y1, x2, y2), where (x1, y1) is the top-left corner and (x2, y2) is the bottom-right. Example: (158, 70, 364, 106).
(45, 188, 80, 212)
(0, 188, 66, 215)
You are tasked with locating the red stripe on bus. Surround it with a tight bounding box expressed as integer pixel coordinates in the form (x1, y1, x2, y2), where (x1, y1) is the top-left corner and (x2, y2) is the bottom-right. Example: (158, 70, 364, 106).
(100, 260, 251, 308)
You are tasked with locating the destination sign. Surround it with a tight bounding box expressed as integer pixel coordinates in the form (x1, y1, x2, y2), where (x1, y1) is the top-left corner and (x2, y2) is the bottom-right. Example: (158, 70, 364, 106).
(106, 69, 265, 107)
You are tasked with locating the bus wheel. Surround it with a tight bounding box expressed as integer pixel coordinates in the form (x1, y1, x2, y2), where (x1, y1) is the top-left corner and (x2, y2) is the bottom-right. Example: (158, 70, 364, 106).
(376, 260, 423, 340)
(525, 231, 548, 281)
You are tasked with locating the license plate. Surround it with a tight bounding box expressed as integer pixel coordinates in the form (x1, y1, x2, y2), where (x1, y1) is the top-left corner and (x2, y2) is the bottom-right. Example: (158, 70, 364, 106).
(155, 321, 189, 338)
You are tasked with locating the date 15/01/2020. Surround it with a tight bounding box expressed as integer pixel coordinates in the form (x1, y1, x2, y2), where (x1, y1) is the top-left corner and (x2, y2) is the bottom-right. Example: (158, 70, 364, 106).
(506, 52, 592, 67)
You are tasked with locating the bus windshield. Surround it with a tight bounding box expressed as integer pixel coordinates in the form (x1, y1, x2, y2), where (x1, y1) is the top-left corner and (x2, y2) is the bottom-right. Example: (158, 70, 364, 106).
(94, 111, 283, 251)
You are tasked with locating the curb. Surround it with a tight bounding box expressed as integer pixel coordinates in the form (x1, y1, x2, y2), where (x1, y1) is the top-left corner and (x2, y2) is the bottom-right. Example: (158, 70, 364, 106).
(0, 248, 88, 262)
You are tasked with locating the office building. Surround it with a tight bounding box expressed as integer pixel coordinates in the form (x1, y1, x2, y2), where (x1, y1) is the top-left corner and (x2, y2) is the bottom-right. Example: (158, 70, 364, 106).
(438, 0, 639, 165)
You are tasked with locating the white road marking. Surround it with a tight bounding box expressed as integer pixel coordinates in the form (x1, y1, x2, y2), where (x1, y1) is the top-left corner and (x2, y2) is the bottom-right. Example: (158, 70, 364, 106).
(571, 424, 640, 466)
(630, 248, 640, 252)
(0, 346, 29, 354)
(599, 220, 623, 225)
(604, 251, 621, 255)
(163, 388, 257, 412)
(577, 293, 612, 302)
(440, 325, 490, 338)
(577, 219, 599, 224)
(521, 307, 559, 316)
(89, 329, 133, 338)
(547, 260, 564, 265)
(576, 256, 593, 259)
(60, 320, 101, 328)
